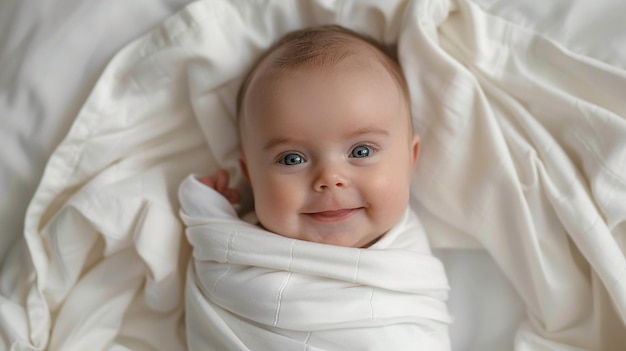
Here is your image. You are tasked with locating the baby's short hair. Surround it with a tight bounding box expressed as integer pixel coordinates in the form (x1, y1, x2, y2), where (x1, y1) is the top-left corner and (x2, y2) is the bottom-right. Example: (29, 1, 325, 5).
(237, 25, 410, 123)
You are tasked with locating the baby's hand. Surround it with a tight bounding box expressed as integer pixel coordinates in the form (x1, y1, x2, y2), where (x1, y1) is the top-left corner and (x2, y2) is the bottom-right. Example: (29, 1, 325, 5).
(198, 169, 241, 205)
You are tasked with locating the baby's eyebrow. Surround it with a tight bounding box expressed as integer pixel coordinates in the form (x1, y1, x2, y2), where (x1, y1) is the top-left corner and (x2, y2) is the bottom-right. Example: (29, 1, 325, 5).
(263, 127, 389, 151)
(263, 137, 291, 151)
(347, 127, 390, 138)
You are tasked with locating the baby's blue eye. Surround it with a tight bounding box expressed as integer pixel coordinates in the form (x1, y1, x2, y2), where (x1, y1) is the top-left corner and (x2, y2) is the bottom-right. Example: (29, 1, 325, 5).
(280, 153, 305, 165)
(351, 145, 372, 158)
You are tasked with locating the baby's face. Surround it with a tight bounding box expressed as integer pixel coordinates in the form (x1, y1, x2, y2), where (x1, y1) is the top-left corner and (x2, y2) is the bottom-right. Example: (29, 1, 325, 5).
(239, 58, 419, 248)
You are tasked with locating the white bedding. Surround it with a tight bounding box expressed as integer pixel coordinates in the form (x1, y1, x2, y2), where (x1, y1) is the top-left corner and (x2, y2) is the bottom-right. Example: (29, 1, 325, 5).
(1, 0, 625, 350)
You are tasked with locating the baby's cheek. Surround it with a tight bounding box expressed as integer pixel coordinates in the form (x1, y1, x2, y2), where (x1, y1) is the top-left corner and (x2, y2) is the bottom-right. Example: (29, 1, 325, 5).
(367, 173, 410, 218)
(255, 179, 301, 223)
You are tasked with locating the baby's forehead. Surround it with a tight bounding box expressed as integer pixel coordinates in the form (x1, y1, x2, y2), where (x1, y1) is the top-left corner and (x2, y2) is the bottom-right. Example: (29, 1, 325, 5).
(248, 44, 396, 101)
(244, 53, 398, 120)
(238, 27, 411, 129)
(242, 59, 412, 129)
(262, 35, 385, 74)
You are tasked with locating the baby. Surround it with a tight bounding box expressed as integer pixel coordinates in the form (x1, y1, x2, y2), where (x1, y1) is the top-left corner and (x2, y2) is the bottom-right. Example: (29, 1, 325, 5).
(179, 25, 451, 350)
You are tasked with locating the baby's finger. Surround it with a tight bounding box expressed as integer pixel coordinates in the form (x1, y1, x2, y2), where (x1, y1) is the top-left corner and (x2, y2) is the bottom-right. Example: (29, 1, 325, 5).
(225, 188, 241, 205)
(213, 169, 229, 192)
(198, 176, 216, 188)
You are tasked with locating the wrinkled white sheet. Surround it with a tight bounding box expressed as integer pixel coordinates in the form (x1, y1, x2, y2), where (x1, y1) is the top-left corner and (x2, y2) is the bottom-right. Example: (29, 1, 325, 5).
(1, 0, 625, 350)
(179, 175, 451, 350)
(0, 0, 192, 262)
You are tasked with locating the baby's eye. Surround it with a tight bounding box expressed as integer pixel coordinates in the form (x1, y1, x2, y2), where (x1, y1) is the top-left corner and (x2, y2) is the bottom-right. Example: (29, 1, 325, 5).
(350, 145, 373, 158)
(279, 153, 306, 165)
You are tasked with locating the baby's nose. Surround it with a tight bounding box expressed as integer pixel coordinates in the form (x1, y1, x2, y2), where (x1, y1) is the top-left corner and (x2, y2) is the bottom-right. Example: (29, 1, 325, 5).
(313, 167, 349, 192)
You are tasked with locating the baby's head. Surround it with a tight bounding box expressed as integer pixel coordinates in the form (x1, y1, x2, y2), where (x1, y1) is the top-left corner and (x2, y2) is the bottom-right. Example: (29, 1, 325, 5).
(237, 25, 419, 248)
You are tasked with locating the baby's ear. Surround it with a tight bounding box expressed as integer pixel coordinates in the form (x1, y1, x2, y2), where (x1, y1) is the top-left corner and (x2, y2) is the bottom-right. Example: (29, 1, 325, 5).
(410, 133, 420, 167)
(239, 153, 250, 181)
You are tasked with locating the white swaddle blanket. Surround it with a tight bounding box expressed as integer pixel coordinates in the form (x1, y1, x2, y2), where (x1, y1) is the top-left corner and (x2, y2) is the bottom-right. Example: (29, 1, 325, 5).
(179, 175, 451, 350)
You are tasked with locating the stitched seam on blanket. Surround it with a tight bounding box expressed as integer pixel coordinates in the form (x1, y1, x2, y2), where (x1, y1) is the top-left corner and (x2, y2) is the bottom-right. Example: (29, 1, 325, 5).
(211, 265, 231, 295)
(274, 272, 292, 327)
(273, 241, 296, 327)
(288, 240, 295, 271)
(209, 231, 237, 294)
(303, 332, 312, 351)
(226, 231, 235, 262)
(353, 249, 361, 283)
(368, 287, 375, 319)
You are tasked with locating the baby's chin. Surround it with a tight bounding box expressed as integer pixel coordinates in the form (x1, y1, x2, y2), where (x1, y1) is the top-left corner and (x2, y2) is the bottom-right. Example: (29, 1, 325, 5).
(297, 229, 385, 248)
(256, 216, 386, 248)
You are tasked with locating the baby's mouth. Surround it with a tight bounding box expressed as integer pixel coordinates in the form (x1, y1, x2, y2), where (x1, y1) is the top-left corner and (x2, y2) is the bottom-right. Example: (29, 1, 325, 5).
(303, 208, 362, 222)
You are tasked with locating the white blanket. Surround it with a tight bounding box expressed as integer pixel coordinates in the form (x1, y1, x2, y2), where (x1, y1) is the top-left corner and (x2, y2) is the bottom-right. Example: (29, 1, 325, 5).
(1, 0, 625, 350)
(179, 175, 451, 350)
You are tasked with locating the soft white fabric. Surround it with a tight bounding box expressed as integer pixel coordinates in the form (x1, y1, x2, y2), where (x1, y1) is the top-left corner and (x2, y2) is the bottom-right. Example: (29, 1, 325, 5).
(179, 175, 451, 350)
(0, 0, 192, 267)
(1, 0, 625, 350)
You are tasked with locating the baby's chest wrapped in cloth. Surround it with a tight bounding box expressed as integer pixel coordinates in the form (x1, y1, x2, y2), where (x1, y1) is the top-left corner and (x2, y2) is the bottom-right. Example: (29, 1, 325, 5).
(179, 175, 451, 350)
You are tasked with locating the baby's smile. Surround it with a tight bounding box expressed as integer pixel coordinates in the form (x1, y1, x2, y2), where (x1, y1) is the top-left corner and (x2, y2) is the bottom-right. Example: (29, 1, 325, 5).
(302, 207, 365, 222)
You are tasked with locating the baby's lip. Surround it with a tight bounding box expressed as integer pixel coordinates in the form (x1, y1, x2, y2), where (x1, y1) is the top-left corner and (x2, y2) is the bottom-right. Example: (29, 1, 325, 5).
(303, 208, 363, 222)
